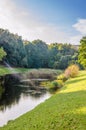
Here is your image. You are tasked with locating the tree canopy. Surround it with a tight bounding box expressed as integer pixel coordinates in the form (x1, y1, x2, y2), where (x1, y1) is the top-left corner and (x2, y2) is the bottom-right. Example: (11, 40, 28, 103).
(0, 28, 78, 69)
(78, 37, 86, 68)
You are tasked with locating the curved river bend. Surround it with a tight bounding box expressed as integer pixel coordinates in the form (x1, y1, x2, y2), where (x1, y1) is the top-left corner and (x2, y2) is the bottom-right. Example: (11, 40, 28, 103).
(0, 73, 51, 127)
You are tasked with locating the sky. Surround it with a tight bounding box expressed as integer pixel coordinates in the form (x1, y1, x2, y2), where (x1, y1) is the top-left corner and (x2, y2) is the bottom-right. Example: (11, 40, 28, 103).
(0, 0, 86, 44)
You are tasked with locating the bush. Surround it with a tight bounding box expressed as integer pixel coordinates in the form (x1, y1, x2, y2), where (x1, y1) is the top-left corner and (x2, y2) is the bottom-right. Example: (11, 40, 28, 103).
(57, 80, 64, 88)
(65, 64, 79, 78)
(49, 80, 64, 91)
(57, 74, 68, 82)
(25, 69, 58, 80)
(51, 81, 59, 90)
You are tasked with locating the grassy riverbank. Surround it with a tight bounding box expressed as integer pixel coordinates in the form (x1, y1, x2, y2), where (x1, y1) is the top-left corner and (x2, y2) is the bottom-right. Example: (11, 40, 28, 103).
(0, 66, 62, 76)
(0, 70, 86, 130)
(0, 66, 28, 75)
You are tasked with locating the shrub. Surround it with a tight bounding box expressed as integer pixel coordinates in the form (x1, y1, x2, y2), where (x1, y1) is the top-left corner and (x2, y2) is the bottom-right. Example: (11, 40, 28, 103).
(51, 81, 59, 90)
(25, 69, 58, 80)
(57, 80, 64, 88)
(49, 80, 64, 91)
(65, 64, 79, 78)
(57, 74, 68, 82)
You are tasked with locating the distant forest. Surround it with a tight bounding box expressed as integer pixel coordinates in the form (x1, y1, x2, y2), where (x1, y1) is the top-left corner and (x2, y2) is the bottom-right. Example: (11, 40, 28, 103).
(0, 28, 79, 69)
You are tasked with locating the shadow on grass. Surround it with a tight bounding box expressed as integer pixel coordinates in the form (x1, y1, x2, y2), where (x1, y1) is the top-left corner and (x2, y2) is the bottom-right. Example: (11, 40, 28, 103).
(66, 77, 86, 85)
(76, 73, 86, 78)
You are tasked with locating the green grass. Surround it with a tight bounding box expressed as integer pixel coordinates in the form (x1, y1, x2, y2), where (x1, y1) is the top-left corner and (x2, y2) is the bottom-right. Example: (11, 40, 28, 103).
(0, 71, 86, 130)
(0, 66, 62, 76)
(0, 66, 29, 76)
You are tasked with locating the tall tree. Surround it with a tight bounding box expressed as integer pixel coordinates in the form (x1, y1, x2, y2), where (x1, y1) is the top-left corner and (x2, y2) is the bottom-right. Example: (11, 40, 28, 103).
(78, 37, 86, 68)
(0, 29, 28, 67)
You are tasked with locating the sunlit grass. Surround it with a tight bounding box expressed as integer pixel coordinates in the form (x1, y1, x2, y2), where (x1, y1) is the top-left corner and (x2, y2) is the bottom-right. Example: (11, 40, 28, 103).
(0, 71, 86, 130)
(60, 70, 86, 93)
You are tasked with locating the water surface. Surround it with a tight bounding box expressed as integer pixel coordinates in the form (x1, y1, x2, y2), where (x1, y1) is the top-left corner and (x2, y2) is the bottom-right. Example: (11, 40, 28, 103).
(0, 91, 51, 127)
(0, 74, 51, 127)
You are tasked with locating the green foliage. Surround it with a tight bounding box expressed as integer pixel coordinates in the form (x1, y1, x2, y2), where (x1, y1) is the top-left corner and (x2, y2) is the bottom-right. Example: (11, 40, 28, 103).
(52, 80, 64, 89)
(0, 47, 6, 61)
(57, 79, 64, 87)
(0, 28, 78, 69)
(50, 81, 59, 90)
(0, 29, 28, 67)
(78, 37, 86, 69)
(25, 40, 49, 68)
(48, 43, 78, 69)
(41, 79, 63, 92)
(58, 74, 68, 82)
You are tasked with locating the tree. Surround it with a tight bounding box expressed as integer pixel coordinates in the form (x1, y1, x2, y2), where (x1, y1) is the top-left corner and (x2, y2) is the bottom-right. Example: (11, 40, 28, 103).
(0, 47, 6, 61)
(58, 55, 72, 69)
(78, 37, 86, 68)
(0, 29, 28, 67)
(25, 40, 49, 68)
(0, 28, 78, 69)
(32, 39, 49, 68)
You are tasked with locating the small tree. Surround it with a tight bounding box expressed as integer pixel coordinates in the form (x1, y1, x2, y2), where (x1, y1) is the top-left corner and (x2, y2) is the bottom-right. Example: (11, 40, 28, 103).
(0, 47, 7, 61)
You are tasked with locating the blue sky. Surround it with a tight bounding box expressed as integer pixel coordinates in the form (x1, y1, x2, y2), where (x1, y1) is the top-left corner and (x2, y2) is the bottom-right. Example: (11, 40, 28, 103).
(0, 0, 86, 44)
(17, 0, 86, 24)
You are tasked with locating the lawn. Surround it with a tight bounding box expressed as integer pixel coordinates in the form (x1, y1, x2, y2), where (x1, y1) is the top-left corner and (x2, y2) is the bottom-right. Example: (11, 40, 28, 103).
(0, 71, 86, 130)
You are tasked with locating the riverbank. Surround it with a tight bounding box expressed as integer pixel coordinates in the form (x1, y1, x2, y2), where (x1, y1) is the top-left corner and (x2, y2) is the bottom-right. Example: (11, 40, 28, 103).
(0, 70, 86, 130)
(0, 66, 62, 76)
(0, 66, 29, 76)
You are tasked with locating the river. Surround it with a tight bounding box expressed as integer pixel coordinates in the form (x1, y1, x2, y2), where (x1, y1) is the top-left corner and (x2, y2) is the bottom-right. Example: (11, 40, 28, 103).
(0, 73, 51, 127)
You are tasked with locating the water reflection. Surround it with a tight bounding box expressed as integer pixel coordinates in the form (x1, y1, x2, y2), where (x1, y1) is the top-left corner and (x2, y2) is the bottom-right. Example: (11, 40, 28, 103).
(0, 74, 51, 127)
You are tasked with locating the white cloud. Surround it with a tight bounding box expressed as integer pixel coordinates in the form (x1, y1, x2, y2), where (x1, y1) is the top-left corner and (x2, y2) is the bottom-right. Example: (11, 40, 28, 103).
(0, 0, 70, 43)
(70, 19, 86, 44)
(73, 19, 86, 35)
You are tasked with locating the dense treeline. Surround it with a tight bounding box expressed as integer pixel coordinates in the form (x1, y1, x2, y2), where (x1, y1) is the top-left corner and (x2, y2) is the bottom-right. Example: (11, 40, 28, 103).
(0, 28, 78, 69)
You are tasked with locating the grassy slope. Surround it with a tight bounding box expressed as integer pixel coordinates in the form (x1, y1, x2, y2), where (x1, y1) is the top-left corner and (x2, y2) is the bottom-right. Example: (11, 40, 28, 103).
(0, 71, 86, 130)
